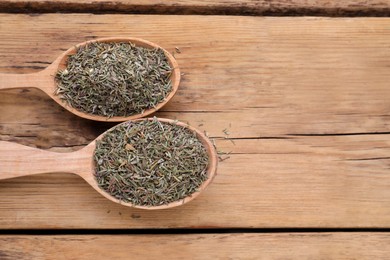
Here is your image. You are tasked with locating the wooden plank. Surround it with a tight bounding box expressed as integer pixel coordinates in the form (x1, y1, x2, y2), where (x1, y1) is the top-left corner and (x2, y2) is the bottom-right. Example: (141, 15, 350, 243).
(0, 14, 389, 229)
(1, 0, 390, 16)
(0, 137, 389, 229)
(1, 15, 389, 137)
(0, 233, 389, 259)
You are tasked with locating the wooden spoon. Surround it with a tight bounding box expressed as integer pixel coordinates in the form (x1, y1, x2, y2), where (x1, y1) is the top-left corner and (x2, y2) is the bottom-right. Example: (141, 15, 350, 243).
(0, 118, 217, 210)
(0, 37, 180, 122)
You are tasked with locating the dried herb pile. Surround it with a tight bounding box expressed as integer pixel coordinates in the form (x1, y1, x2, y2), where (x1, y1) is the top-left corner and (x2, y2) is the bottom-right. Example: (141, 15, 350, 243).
(94, 119, 209, 206)
(55, 42, 172, 117)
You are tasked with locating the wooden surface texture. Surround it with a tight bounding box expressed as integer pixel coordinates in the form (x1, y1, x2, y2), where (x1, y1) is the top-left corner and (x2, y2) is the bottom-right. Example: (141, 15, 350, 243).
(0, 233, 389, 259)
(0, 14, 389, 229)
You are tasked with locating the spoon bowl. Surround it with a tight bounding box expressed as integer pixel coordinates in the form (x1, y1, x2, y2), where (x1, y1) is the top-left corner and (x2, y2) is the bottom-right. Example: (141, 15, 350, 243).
(0, 118, 218, 210)
(0, 37, 180, 122)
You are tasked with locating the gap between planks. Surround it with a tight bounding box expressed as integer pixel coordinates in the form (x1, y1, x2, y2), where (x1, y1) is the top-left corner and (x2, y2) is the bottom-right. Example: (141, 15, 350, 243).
(0, 233, 389, 260)
(0, 0, 390, 16)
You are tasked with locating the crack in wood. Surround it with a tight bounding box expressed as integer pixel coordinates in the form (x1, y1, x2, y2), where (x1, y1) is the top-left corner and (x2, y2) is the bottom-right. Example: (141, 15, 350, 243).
(345, 157, 390, 161)
(25, 61, 51, 65)
(0, 65, 46, 70)
(289, 132, 390, 137)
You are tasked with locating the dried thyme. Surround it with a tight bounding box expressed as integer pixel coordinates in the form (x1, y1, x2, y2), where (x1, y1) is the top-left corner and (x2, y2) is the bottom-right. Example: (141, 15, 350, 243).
(55, 42, 172, 117)
(94, 119, 209, 206)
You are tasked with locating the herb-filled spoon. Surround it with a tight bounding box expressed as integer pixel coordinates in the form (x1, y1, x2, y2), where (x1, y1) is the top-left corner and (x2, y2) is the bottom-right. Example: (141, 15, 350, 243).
(0, 118, 217, 210)
(0, 37, 180, 122)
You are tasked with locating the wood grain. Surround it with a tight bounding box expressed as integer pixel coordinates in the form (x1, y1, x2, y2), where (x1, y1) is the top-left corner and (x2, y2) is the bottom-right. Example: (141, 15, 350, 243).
(0, 14, 389, 229)
(1, 0, 390, 16)
(0, 233, 389, 259)
(0, 137, 389, 229)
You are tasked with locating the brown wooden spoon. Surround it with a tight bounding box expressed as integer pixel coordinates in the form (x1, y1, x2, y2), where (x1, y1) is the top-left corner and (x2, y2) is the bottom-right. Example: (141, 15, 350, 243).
(0, 118, 217, 210)
(0, 37, 180, 122)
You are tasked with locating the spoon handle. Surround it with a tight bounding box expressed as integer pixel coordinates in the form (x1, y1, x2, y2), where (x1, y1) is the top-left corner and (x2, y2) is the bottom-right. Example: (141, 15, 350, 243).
(0, 71, 50, 91)
(0, 141, 85, 180)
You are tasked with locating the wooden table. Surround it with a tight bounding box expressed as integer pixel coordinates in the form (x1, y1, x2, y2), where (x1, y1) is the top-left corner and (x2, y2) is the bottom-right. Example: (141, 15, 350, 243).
(0, 1, 389, 259)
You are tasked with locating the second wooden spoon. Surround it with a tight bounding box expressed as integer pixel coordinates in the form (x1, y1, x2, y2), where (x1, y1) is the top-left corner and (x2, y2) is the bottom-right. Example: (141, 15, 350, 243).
(0, 118, 217, 210)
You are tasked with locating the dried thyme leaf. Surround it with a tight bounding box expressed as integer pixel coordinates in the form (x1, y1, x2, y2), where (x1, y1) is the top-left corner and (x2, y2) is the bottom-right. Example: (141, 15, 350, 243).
(94, 118, 209, 206)
(55, 42, 172, 117)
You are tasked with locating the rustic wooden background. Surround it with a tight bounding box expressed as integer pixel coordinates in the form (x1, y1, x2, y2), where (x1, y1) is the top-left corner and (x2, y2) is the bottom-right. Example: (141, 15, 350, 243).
(0, 1, 389, 259)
